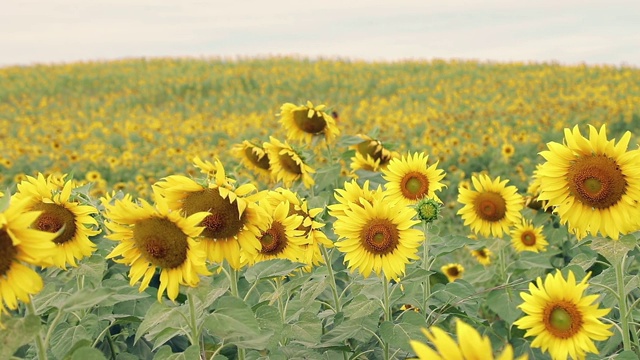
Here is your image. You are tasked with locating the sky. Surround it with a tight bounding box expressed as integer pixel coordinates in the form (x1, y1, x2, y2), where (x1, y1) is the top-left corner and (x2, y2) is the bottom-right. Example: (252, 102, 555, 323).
(1, 0, 640, 67)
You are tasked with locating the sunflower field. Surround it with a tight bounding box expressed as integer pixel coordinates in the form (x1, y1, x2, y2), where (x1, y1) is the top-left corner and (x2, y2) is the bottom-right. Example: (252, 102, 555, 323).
(1, 57, 640, 360)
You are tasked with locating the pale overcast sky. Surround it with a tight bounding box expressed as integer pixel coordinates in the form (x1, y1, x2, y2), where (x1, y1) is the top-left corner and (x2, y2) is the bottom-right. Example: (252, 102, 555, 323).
(1, 0, 639, 67)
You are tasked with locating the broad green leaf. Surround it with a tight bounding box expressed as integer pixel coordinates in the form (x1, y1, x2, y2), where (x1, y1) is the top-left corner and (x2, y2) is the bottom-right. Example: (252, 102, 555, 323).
(283, 312, 323, 345)
(568, 253, 597, 271)
(342, 296, 381, 320)
(379, 320, 425, 352)
(244, 259, 305, 282)
(135, 302, 185, 344)
(320, 313, 378, 346)
(74, 254, 107, 286)
(153, 345, 201, 360)
(513, 251, 553, 270)
(486, 288, 522, 324)
(70, 346, 108, 360)
(429, 235, 474, 257)
(203, 296, 269, 350)
(255, 304, 283, 349)
(0, 314, 41, 359)
(590, 235, 636, 265)
(62, 287, 114, 311)
(50, 323, 92, 360)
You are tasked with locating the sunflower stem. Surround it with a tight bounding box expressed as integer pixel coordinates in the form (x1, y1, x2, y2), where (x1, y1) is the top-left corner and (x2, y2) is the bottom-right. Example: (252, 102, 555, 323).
(421, 224, 431, 319)
(187, 292, 202, 359)
(320, 246, 342, 313)
(614, 255, 631, 352)
(25, 298, 47, 360)
(498, 242, 507, 284)
(382, 275, 391, 360)
(229, 266, 240, 298)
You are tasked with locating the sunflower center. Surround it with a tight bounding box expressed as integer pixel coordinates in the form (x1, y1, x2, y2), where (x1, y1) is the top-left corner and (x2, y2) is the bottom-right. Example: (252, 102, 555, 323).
(521, 231, 537, 246)
(447, 267, 460, 277)
(567, 155, 626, 209)
(473, 192, 507, 222)
(259, 221, 287, 255)
(543, 301, 583, 338)
(183, 188, 245, 240)
(133, 217, 188, 269)
(0, 230, 18, 277)
(361, 219, 399, 255)
(400, 172, 429, 200)
(244, 147, 270, 170)
(32, 203, 78, 245)
(278, 153, 303, 175)
(293, 109, 327, 134)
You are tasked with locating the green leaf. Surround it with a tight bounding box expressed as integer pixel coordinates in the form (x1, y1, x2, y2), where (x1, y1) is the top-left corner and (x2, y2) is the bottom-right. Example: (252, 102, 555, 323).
(569, 253, 597, 271)
(283, 312, 323, 345)
(135, 302, 185, 344)
(379, 320, 425, 352)
(513, 251, 554, 270)
(62, 287, 114, 312)
(320, 313, 378, 346)
(0, 314, 41, 359)
(50, 323, 92, 359)
(342, 296, 381, 319)
(71, 346, 108, 360)
(203, 296, 269, 350)
(590, 235, 636, 265)
(255, 304, 283, 349)
(244, 259, 305, 283)
(314, 163, 343, 190)
(429, 235, 474, 257)
(74, 254, 107, 286)
(486, 288, 523, 324)
(153, 345, 201, 360)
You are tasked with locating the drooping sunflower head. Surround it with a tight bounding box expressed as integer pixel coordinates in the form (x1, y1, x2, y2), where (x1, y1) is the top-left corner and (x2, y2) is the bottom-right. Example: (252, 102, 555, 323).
(351, 134, 397, 166)
(231, 140, 271, 180)
(279, 101, 340, 144)
(0, 195, 58, 315)
(350, 152, 385, 175)
(382, 152, 447, 207)
(510, 219, 548, 253)
(457, 174, 524, 238)
(103, 194, 211, 301)
(333, 198, 424, 280)
(441, 263, 464, 282)
(470, 247, 493, 266)
(537, 124, 640, 240)
(263, 137, 315, 189)
(13, 173, 100, 269)
(328, 179, 384, 219)
(410, 319, 527, 360)
(514, 270, 613, 360)
(153, 174, 265, 270)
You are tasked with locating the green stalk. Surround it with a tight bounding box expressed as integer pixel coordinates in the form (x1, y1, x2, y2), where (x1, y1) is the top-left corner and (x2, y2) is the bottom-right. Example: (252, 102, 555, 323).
(382, 275, 391, 360)
(320, 246, 342, 313)
(498, 243, 507, 284)
(187, 293, 202, 359)
(422, 224, 430, 318)
(228, 267, 245, 360)
(25, 299, 47, 360)
(614, 256, 631, 351)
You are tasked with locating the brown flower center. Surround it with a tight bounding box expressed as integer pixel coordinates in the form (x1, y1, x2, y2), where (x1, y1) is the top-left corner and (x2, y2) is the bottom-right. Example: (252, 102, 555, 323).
(360, 218, 399, 255)
(244, 147, 270, 170)
(293, 109, 327, 134)
(32, 203, 78, 245)
(183, 188, 245, 240)
(521, 230, 537, 246)
(0, 229, 17, 277)
(446, 266, 460, 277)
(278, 153, 303, 175)
(133, 217, 188, 269)
(473, 192, 507, 222)
(400, 172, 430, 200)
(543, 301, 583, 338)
(567, 155, 626, 209)
(259, 221, 287, 255)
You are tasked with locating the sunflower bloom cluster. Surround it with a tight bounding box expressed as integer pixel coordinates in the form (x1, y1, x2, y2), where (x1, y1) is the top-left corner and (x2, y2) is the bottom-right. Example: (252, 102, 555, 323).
(279, 101, 340, 144)
(13, 173, 101, 268)
(514, 270, 612, 360)
(410, 319, 527, 360)
(0, 195, 58, 318)
(457, 174, 523, 238)
(263, 137, 315, 189)
(382, 152, 446, 207)
(537, 124, 640, 239)
(153, 158, 266, 270)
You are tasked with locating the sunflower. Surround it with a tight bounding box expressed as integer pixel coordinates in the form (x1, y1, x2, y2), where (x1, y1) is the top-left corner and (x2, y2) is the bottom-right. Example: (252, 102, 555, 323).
(514, 270, 613, 360)
(264, 188, 331, 270)
(153, 160, 267, 270)
(382, 152, 446, 207)
(231, 140, 271, 180)
(103, 194, 211, 301)
(457, 174, 523, 238)
(333, 197, 423, 280)
(192, 156, 218, 178)
(350, 152, 385, 174)
(537, 124, 640, 240)
(525, 165, 548, 211)
(441, 263, 464, 282)
(245, 200, 306, 265)
(0, 196, 57, 316)
(14, 174, 100, 269)
(470, 247, 493, 266)
(279, 101, 340, 144)
(328, 179, 383, 219)
(351, 134, 397, 167)
(411, 319, 527, 360)
(501, 143, 515, 161)
(262, 137, 315, 188)
(510, 220, 548, 253)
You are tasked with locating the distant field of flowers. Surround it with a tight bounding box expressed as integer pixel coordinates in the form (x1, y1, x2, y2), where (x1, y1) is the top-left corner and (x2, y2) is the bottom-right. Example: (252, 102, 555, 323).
(0, 57, 639, 360)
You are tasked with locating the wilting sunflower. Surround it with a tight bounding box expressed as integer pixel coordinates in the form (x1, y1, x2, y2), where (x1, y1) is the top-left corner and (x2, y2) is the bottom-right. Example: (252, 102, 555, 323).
(382, 152, 446, 207)
(231, 140, 271, 181)
(441, 263, 464, 282)
(103, 194, 211, 301)
(279, 101, 340, 144)
(328, 179, 383, 219)
(457, 174, 523, 238)
(411, 319, 527, 360)
(0, 196, 57, 316)
(510, 220, 548, 253)
(245, 200, 306, 264)
(514, 270, 613, 360)
(264, 188, 331, 270)
(470, 247, 493, 266)
(153, 160, 267, 270)
(333, 198, 423, 280)
(537, 124, 640, 240)
(14, 174, 100, 269)
(264, 137, 315, 189)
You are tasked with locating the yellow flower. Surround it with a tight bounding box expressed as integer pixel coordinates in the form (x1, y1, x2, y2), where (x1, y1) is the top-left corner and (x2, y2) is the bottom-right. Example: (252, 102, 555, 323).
(470, 247, 493, 266)
(382, 152, 446, 207)
(457, 174, 523, 238)
(510, 219, 548, 253)
(279, 101, 340, 144)
(103, 194, 211, 301)
(263, 137, 315, 189)
(514, 270, 613, 360)
(441, 263, 464, 282)
(411, 319, 527, 360)
(537, 124, 640, 239)
(231, 140, 271, 181)
(328, 179, 383, 219)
